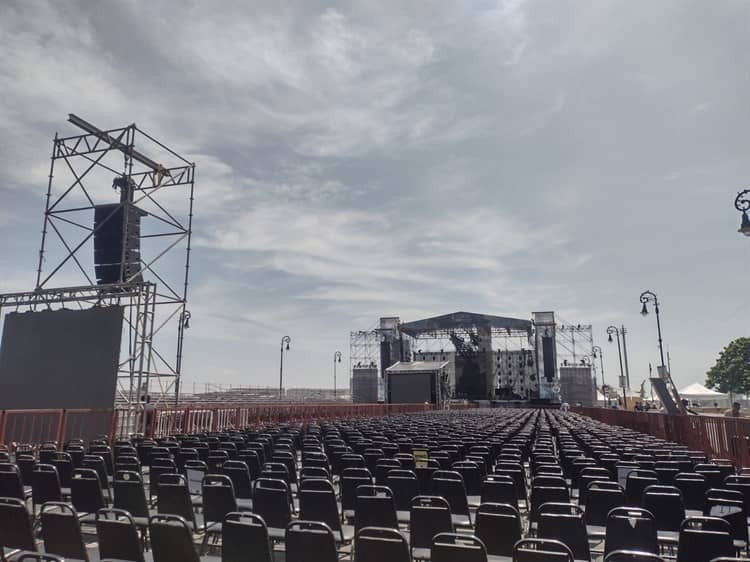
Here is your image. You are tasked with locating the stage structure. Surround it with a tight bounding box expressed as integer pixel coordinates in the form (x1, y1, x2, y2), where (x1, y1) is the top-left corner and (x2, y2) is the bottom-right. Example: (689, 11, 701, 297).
(0, 115, 195, 434)
(351, 311, 596, 403)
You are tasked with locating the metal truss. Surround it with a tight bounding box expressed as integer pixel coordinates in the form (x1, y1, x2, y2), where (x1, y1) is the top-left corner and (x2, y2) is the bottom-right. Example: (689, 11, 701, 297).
(556, 320, 594, 372)
(349, 328, 380, 394)
(6, 115, 196, 434)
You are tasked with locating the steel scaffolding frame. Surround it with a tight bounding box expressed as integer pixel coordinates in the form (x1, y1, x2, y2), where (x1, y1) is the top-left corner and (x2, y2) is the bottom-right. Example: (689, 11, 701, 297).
(0, 115, 196, 434)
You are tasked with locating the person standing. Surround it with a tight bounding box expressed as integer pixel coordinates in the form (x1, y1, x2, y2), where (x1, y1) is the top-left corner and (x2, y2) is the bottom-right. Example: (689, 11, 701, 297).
(724, 401, 743, 417)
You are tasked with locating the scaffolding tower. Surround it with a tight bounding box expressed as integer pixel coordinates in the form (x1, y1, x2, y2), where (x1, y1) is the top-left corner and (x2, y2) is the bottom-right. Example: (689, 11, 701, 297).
(0, 115, 196, 435)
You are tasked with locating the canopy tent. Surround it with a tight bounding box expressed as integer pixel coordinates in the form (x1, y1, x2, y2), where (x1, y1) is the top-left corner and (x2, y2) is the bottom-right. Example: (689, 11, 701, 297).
(679, 382, 730, 408)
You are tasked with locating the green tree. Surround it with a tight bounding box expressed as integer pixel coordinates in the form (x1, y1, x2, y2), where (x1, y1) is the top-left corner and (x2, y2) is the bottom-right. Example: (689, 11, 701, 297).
(706, 337, 750, 397)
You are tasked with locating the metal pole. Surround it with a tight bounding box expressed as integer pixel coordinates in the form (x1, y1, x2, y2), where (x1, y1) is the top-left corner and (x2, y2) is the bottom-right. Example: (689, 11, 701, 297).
(615, 332, 626, 408)
(279, 341, 284, 400)
(655, 300, 666, 369)
(279, 335, 291, 400)
(599, 352, 608, 405)
(621, 325, 631, 389)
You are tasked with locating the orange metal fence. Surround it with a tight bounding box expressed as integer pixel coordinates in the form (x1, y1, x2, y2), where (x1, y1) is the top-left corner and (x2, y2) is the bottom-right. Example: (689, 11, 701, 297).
(0, 402, 473, 445)
(0, 409, 117, 446)
(574, 407, 750, 468)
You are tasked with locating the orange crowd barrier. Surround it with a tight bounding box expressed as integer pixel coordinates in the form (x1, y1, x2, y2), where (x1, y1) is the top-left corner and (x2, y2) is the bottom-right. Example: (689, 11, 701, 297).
(574, 407, 750, 468)
(0, 402, 474, 446)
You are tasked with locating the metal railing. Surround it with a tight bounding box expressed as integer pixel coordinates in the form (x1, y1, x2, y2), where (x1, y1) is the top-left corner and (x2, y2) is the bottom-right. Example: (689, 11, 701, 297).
(574, 407, 750, 467)
(0, 402, 474, 445)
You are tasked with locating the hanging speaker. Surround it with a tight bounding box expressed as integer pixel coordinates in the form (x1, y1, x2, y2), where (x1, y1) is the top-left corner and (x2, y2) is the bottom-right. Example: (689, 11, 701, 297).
(93, 203, 145, 285)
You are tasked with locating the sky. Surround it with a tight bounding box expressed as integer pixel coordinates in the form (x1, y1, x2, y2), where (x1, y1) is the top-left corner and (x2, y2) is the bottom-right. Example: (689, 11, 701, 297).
(1, 0, 749, 395)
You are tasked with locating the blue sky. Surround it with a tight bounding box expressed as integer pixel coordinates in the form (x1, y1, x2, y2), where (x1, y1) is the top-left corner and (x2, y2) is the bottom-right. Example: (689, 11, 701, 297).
(1, 0, 749, 393)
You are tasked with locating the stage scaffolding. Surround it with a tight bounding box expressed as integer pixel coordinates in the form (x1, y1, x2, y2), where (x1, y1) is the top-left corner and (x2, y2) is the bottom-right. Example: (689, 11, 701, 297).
(0, 115, 195, 435)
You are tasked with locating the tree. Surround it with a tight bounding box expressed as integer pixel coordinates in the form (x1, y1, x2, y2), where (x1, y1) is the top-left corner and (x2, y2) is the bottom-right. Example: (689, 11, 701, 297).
(705, 337, 750, 397)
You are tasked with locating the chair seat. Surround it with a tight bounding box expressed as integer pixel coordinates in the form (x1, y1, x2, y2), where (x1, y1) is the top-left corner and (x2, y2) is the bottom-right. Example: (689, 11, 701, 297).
(657, 530, 679, 544)
(586, 524, 605, 539)
(452, 514, 472, 528)
(397, 510, 410, 524)
(487, 555, 513, 562)
(237, 498, 253, 511)
(339, 524, 355, 543)
(412, 546, 431, 560)
(268, 526, 287, 540)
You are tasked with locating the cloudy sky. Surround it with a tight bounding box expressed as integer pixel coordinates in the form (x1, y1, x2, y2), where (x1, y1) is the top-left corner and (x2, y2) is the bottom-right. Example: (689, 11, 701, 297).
(1, 0, 749, 394)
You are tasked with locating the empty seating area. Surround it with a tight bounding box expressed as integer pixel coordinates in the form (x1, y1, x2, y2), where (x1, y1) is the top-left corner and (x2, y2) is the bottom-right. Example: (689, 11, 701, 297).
(0, 408, 749, 561)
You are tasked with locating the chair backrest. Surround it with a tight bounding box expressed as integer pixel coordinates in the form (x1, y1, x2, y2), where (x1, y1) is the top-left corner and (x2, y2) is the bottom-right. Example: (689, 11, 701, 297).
(149, 514, 201, 562)
(474, 502, 521, 556)
(286, 520, 339, 562)
(13, 554, 63, 562)
(409, 495, 453, 551)
(604, 550, 665, 562)
(386, 469, 419, 511)
(221, 460, 253, 499)
(71, 467, 106, 514)
(156, 473, 196, 528)
(431, 533, 487, 562)
(642, 484, 685, 532)
(513, 538, 575, 562)
(354, 527, 411, 562)
(299, 478, 342, 534)
(40, 502, 89, 562)
(625, 470, 658, 504)
(341, 468, 373, 511)
(673, 472, 707, 511)
(0, 496, 36, 552)
(0, 462, 26, 501)
(584, 481, 625, 526)
(203, 474, 238, 529)
(354, 485, 398, 532)
(530, 486, 570, 522)
(480, 474, 518, 509)
(96, 508, 145, 562)
(253, 478, 292, 530)
(676, 517, 734, 562)
(222, 512, 273, 562)
(538, 504, 590, 561)
(604, 507, 659, 556)
(114, 470, 149, 519)
(432, 471, 470, 516)
(704, 492, 748, 544)
(32, 464, 62, 505)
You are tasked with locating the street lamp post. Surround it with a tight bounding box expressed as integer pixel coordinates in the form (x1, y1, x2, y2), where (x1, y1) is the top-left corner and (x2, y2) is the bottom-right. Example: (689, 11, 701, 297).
(607, 326, 627, 407)
(279, 336, 291, 400)
(735, 189, 750, 236)
(592, 345, 607, 405)
(639, 290, 666, 371)
(620, 325, 631, 390)
(333, 350, 342, 400)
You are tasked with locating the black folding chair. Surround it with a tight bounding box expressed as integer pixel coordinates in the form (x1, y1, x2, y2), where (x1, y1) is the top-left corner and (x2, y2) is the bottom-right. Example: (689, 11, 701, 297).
(286, 520, 339, 562)
(96, 508, 145, 562)
(222, 512, 273, 562)
(40, 502, 89, 562)
(149, 514, 201, 562)
(354, 526, 410, 562)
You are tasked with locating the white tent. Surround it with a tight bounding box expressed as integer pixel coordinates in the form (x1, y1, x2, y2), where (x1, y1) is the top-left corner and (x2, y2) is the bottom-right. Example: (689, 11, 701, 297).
(679, 382, 730, 408)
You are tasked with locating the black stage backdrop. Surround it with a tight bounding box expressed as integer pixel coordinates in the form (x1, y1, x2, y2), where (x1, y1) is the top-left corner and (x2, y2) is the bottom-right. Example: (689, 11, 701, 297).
(0, 306, 123, 409)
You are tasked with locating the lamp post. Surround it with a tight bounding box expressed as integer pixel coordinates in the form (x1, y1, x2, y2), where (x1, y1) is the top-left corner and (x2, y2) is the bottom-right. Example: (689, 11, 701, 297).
(279, 336, 291, 400)
(639, 290, 666, 371)
(735, 189, 750, 236)
(592, 345, 607, 405)
(607, 326, 627, 407)
(333, 350, 342, 400)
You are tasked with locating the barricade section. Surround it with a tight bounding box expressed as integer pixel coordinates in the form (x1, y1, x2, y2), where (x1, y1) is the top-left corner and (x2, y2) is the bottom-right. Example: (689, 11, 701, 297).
(574, 407, 750, 467)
